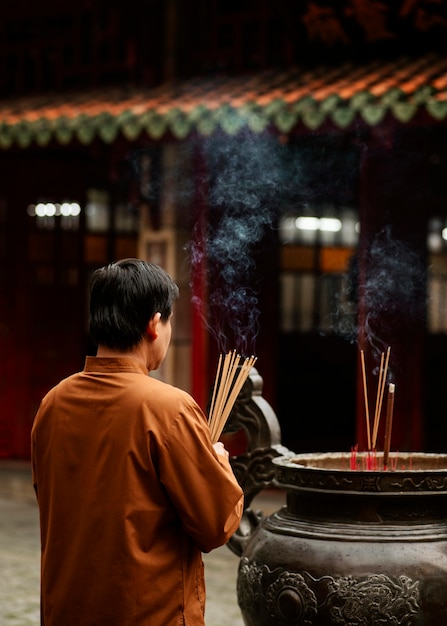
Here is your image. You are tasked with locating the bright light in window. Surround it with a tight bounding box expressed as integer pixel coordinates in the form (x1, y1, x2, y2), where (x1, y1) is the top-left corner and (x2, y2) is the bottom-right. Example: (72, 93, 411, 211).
(442, 227, 447, 241)
(319, 218, 342, 232)
(295, 216, 320, 230)
(30, 201, 82, 217)
(35, 203, 46, 217)
(295, 216, 342, 232)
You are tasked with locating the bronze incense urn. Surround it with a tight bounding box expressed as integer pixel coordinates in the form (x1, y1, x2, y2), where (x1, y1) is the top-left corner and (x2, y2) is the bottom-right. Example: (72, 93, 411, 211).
(227, 369, 447, 625)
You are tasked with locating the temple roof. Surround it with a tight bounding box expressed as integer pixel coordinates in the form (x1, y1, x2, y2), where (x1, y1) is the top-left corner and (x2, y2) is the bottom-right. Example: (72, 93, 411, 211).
(1, 53, 447, 148)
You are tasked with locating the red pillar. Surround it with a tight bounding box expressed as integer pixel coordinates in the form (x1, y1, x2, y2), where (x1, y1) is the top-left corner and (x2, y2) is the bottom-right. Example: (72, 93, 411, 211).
(190, 140, 210, 412)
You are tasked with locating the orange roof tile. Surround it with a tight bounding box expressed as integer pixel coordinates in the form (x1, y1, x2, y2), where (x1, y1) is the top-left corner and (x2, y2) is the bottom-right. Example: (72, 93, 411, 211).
(0, 53, 446, 148)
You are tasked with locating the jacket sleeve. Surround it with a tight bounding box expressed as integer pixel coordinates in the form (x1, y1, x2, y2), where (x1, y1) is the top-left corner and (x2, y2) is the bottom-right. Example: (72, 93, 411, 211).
(157, 397, 244, 553)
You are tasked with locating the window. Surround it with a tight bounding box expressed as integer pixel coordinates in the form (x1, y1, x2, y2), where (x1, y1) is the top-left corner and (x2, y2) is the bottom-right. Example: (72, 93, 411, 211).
(279, 205, 358, 333)
(428, 216, 447, 333)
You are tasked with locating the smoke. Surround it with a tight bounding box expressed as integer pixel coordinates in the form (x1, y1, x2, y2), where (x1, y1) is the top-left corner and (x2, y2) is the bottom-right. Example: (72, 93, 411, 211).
(128, 132, 426, 365)
(364, 227, 426, 352)
(188, 130, 303, 354)
(186, 129, 360, 355)
(366, 228, 425, 314)
(331, 226, 426, 363)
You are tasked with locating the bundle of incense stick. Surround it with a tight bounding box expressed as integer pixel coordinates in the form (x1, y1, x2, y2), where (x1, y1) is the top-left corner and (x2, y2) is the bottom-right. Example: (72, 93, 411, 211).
(208, 350, 257, 443)
(360, 346, 391, 452)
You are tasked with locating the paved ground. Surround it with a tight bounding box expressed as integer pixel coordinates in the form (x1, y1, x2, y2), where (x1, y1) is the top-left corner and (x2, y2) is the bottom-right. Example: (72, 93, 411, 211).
(0, 461, 285, 626)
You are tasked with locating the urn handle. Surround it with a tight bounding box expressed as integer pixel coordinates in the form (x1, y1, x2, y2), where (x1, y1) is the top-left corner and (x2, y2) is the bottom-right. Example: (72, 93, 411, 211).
(222, 367, 293, 556)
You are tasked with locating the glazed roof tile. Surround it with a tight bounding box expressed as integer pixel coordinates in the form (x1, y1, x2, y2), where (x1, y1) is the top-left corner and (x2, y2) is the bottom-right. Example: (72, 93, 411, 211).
(1, 53, 447, 148)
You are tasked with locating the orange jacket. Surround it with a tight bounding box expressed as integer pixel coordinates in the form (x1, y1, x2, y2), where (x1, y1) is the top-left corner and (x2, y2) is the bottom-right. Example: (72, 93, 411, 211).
(31, 357, 243, 626)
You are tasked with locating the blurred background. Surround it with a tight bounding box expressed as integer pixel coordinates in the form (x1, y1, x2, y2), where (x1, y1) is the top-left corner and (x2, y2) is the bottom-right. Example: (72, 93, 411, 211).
(1, 0, 447, 459)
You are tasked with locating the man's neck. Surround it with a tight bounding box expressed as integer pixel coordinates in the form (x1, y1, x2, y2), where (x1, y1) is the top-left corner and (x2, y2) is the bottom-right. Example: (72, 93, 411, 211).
(96, 344, 147, 368)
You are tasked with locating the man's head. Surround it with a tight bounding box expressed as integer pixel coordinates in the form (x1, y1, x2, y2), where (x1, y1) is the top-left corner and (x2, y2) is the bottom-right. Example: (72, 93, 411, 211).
(89, 258, 179, 351)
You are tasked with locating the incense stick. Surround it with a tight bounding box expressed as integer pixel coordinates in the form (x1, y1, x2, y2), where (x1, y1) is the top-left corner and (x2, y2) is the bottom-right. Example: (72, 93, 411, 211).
(208, 352, 222, 425)
(210, 350, 236, 437)
(372, 346, 391, 450)
(376, 346, 391, 430)
(208, 351, 257, 443)
(360, 350, 371, 451)
(217, 356, 257, 431)
(383, 382, 395, 469)
(371, 351, 384, 449)
(210, 354, 257, 442)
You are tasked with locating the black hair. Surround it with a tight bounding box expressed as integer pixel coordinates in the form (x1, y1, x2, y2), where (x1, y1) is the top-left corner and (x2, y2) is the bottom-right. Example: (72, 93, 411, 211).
(89, 258, 179, 351)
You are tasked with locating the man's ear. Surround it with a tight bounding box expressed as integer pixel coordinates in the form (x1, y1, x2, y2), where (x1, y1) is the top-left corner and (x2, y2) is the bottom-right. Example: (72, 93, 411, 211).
(146, 312, 161, 339)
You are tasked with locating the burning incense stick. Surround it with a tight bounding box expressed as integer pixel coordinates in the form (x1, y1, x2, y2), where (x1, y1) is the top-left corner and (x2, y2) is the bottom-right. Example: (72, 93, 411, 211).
(209, 350, 237, 430)
(208, 351, 257, 443)
(376, 346, 391, 426)
(372, 346, 391, 450)
(383, 382, 395, 469)
(371, 351, 384, 449)
(360, 350, 371, 451)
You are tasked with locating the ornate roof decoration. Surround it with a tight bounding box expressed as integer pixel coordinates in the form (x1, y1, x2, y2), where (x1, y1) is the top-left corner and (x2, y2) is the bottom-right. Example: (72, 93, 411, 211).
(1, 54, 447, 149)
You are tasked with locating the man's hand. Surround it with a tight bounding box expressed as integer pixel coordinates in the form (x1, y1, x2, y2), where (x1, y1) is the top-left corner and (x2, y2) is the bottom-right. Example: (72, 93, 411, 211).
(213, 441, 229, 460)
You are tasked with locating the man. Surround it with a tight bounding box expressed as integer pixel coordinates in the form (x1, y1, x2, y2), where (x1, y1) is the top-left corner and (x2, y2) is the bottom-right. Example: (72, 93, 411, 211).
(31, 258, 244, 625)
